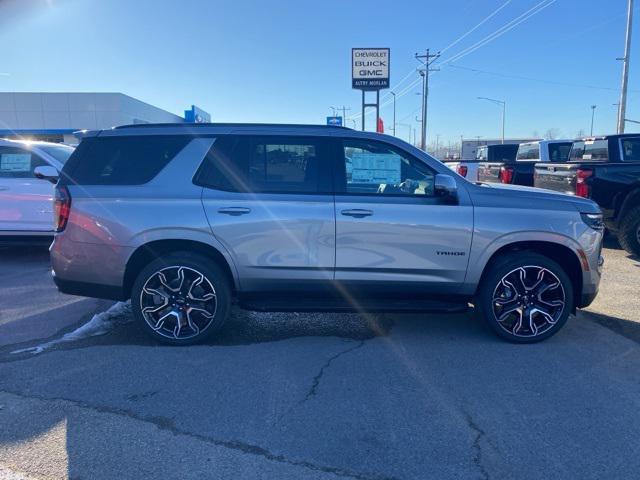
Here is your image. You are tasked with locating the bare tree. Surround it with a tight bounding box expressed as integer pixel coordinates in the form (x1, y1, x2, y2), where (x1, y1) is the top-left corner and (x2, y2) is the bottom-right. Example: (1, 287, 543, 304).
(544, 128, 561, 140)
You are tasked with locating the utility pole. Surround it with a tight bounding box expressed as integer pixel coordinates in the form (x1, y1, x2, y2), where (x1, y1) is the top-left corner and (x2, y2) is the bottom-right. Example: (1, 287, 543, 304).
(390, 91, 397, 136)
(617, 0, 634, 134)
(415, 49, 440, 150)
(590, 105, 597, 136)
(336, 106, 351, 127)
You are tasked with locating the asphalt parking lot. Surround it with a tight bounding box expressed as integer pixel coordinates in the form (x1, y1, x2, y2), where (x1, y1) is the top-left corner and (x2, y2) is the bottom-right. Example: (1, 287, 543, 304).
(0, 241, 639, 480)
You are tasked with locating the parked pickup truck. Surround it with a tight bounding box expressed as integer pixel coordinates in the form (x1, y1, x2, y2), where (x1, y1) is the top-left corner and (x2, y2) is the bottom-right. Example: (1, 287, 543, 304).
(478, 140, 572, 186)
(443, 159, 481, 181)
(534, 134, 640, 256)
(475, 143, 520, 183)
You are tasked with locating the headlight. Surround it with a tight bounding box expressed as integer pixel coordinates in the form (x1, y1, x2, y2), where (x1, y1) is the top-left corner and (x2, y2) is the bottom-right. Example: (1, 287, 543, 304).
(581, 212, 604, 231)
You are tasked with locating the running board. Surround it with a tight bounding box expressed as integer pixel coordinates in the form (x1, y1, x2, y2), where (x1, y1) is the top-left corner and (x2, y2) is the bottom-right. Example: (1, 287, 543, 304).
(239, 297, 469, 313)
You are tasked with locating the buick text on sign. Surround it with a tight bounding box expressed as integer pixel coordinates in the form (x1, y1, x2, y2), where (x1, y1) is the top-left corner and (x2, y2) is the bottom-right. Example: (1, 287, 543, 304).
(352, 48, 390, 90)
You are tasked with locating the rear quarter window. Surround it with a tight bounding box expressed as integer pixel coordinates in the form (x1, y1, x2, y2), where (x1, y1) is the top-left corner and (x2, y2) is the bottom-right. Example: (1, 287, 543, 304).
(62, 135, 191, 185)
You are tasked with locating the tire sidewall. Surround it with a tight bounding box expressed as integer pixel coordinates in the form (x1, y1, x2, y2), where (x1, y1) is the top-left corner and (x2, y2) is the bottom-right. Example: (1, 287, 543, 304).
(476, 253, 574, 343)
(131, 252, 231, 345)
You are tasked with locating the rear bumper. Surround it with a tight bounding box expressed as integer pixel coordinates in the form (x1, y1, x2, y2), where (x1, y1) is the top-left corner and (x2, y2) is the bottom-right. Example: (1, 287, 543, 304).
(50, 235, 132, 300)
(52, 272, 127, 301)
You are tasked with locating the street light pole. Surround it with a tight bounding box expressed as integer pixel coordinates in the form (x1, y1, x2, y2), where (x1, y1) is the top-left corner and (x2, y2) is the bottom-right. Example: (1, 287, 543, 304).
(590, 105, 597, 136)
(390, 91, 396, 136)
(617, 0, 634, 134)
(477, 97, 506, 143)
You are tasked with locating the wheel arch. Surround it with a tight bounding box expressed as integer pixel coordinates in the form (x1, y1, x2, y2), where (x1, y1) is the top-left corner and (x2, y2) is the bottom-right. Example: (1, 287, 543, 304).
(616, 186, 640, 225)
(474, 240, 583, 312)
(123, 239, 239, 300)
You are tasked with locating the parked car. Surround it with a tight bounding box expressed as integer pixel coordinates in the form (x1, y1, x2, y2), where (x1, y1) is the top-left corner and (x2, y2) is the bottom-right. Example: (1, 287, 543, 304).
(51, 123, 603, 344)
(0, 139, 74, 242)
(478, 140, 572, 186)
(534, 134, 640, 256)
(476, 143, 520, 183)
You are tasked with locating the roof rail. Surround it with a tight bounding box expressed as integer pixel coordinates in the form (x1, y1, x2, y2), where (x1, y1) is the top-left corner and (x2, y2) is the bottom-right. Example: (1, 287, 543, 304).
(113, 122, 352, 130)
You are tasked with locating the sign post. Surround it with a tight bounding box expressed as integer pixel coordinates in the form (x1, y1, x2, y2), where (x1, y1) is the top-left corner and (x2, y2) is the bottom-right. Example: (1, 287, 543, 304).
(352, 48, 390, 131)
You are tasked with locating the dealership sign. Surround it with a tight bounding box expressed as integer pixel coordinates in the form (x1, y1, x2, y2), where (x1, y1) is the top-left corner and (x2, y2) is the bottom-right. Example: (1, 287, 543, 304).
(326, 116, 343, 126)
(352, 48, 390, 90)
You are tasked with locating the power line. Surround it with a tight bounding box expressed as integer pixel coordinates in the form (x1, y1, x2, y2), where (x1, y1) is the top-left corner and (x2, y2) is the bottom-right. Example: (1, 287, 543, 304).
(447, 64, 640, 93)
(382, 0, 514, 103)
(442, 0, 557, 65)
(440, 0, 514, 54)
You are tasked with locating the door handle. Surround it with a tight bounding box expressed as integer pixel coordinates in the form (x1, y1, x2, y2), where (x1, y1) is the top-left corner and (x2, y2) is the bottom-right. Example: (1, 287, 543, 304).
(218, 207, 251, 216)
(0, 186, 8, 191)
(341, 209, 373, 218)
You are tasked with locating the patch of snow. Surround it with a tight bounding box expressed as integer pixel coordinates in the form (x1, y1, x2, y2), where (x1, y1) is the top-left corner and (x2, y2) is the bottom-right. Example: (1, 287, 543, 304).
(0, 464, 36, 480)
(11, 302, 132, 355)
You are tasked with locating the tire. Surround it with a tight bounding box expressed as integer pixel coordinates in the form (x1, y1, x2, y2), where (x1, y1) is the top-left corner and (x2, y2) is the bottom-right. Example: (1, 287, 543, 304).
(131, 252, 231, 345)
(475, 252, 574, 343)
(618, 205, 640, 258)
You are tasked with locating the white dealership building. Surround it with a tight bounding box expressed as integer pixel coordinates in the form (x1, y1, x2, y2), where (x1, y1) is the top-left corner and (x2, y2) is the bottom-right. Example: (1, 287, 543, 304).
(0, 92, 210, 143)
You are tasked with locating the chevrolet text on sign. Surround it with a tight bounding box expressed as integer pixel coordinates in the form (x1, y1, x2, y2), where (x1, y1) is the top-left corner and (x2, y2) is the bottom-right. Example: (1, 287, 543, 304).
(352, 48, 390, 90)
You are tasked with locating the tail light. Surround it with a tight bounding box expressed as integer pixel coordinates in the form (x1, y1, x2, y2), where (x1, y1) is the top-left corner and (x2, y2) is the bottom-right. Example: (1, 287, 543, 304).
(499, 166, 514, 184)
(575, 168, 593, 198)
(54, 186, 71, 232)
(456, 165, 468, 177)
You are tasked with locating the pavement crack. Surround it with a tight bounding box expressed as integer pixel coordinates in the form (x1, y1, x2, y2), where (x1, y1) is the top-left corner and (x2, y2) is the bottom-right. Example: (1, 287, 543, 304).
(463, 411, 490, 480)
(0, 389, 396, 480)
(301, 340, 365, 404)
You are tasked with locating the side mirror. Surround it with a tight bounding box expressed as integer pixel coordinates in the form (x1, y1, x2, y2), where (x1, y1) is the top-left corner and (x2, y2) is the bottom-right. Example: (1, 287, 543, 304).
(434, 174, 458, 200)
(34, 165, 59, 184)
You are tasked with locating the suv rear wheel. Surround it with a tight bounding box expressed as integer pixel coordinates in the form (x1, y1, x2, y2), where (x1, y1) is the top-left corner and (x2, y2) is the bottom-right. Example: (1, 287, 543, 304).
(475, 252, 574, 343)
(131, 252, 231, 345)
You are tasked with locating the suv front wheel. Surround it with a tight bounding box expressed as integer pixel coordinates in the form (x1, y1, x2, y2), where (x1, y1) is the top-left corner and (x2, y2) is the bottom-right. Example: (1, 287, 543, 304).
(475, 252, 574, 343)
(131, 252, 231, 345)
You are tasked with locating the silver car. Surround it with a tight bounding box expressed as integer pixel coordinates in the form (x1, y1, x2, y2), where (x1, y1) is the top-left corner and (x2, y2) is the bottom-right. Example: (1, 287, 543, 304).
(50, 123, 604, 344)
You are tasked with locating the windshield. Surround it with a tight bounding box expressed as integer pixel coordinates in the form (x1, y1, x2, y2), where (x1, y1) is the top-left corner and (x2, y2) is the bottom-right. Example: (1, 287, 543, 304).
(516, 143, 540, 161)
(548, 142, 572, 162)
(569, 140, 608, 162)
(38, 144, 75, 164)
(475, 146, 488, 160)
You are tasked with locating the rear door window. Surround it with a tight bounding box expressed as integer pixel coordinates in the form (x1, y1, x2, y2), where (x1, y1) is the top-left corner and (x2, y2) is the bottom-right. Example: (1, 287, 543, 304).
(64, 135, 191, 185)
(196, 135, 330, 193)
(621, 138, 640, 161)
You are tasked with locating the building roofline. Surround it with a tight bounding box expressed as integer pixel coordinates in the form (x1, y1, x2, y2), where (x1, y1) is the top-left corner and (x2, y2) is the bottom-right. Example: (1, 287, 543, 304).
(113, 122, 351, 130)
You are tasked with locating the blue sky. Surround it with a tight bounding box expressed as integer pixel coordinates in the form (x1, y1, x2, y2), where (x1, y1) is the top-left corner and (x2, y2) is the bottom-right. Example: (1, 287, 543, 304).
(0, 0, 637, 145)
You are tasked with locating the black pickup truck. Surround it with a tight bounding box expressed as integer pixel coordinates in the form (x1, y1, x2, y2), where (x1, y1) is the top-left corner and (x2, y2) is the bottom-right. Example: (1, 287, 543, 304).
(477, 140, 572, 186)
(475, 143, 519, 184)
(534, 134, 640, 256)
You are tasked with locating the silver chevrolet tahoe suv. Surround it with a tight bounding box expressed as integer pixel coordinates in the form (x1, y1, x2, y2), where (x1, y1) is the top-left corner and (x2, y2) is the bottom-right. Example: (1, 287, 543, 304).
(50, 123, 604, 344)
